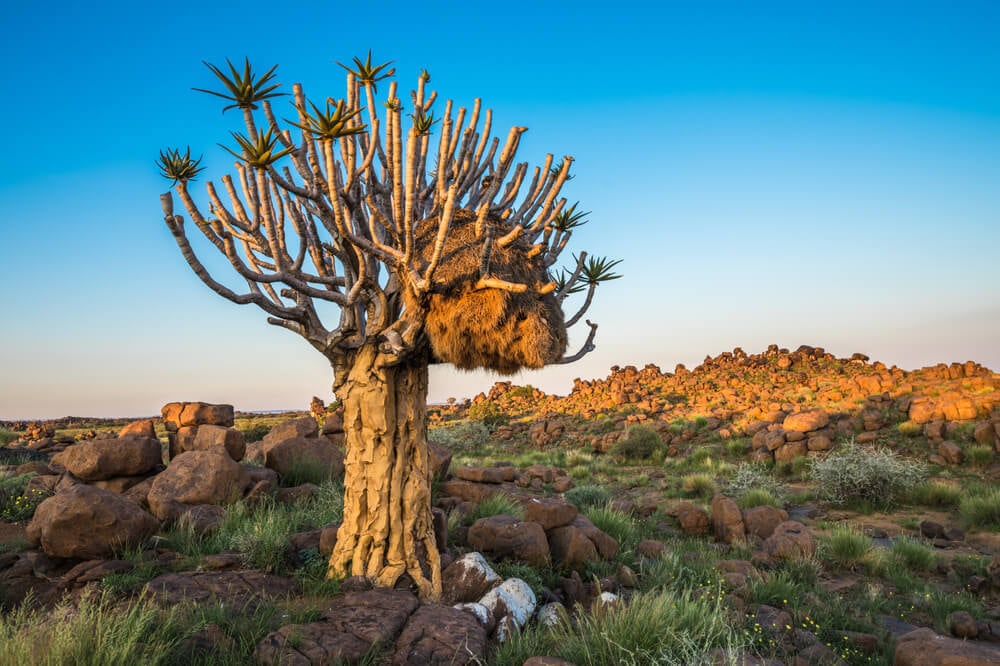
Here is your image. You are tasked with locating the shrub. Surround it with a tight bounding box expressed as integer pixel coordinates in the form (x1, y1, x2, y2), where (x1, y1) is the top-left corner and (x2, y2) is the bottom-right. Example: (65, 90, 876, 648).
(727, 462, 784, 500)
(611, 426, 663, 461)
(680, 473, 717, 500)
(959, 486, 1000, 531)
(0, 474, 49, 521)
(564, 485, 611, 510)
(0, 428, 19, 446)
(821, 524, 871, 569)
(809, 442, 925, 510)
(466, 401, 509, 429)
(747, 571, 804, 607)
(428, 420, 491, 452)
(725, 438, 750, 456)
(240, 423, 271, 443)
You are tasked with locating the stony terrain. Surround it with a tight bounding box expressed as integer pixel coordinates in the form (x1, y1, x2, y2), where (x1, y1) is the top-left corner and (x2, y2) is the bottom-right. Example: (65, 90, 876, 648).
(1, 344, 1000, 665)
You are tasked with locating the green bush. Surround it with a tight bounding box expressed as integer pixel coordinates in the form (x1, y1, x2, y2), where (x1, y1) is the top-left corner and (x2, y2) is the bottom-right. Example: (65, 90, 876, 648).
(809, 443, 925, 510)
(966, 445, 995, 468)
(0, 428, 19, 446)
(466, 402, 509, 429)
(240, 423, 271, 443)
(428, 420, 491, 452)
(747, 570, 804, 607)
(959, 486, 1000, 531)
(0, 474, 49, 521)
(611, 425, 663, 461)
(584, 503, 637, 546)
(727, 462, 784, 501)
(564, 485, 611, 510)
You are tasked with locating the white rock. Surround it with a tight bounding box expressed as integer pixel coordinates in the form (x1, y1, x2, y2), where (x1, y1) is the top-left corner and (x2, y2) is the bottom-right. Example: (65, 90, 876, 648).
(536, 602, 566, 627)
(453, 602, 493, 628)
(598, 591, 619, 606)
(478, 577, 537, 628)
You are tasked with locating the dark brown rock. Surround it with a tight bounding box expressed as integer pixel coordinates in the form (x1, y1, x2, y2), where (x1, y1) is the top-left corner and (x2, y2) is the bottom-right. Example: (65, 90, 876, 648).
(175, 425, 246, 461)
(51, 436, 162, 481)
(467, 515, 549, 567)
(711, 495, 745, 543)
(548, 524, 600, 568)
(392, 604, 486, 665)
(147, 450, 250, 522)
(263, 436, 344, 482)
(441, 551, 501, 604)
(675, 502, 711, 535)
(893, 627, 1000, 665)
(763, 521, 816, 560)
(743, 505, 789, 540)
(525, 497, 578, 530)
(146, 570, 297, 605)
(27, 485, 159, 559)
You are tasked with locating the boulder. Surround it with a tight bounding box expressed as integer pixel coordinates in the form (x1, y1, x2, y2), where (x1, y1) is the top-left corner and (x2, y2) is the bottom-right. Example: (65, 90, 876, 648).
(442, 551, 501, 604)
(27, 485, 159, 559)
(119, 419, 156, 439)
(263, 436, 344, 482)
(525, 497, 578, 530)
(478, 578, 536, 641)
(392, 604, 486, 665)
(893, 627, 1000, 665)
(938, 441, 964, 465)
(262, 416, 318, 444)
(567, 515, 618, 559)
(547, 524, 600, 568)
(428, 440, 453, 480)
(51, 436, 162, 481)
(783, 410, 829, 433)
(763, 521, 816, 560)
(467, 515, 550, 567)
(147, 570, 298, 606)
(175, 425, 246, 461)
(162, 402, 234, 429)
(455, 466, 516, 484)
(743, 505, 789, 540)
(774, 440, 807, 463)
(147, 450, 250, 522)
(674, 502, 710, 536)
(710, 495, 745, 543)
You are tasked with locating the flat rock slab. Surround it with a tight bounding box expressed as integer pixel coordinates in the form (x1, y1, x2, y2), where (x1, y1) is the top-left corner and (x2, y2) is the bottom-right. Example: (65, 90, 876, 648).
(392, 604, 486, 665)
(256, 589, 419, 665)
(145, 570, 297, 605)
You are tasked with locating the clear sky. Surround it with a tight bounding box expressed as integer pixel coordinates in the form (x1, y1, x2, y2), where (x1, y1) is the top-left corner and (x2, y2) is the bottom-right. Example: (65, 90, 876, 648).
(1, 1, 998, 419)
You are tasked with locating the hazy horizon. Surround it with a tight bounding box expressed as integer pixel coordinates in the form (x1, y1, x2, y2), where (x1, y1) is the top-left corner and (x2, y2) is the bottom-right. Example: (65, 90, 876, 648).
(2, 1, 997, 421)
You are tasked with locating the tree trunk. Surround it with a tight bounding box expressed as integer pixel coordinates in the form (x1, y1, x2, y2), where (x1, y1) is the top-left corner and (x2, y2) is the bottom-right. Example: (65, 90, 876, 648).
(326, 344, 442, 600)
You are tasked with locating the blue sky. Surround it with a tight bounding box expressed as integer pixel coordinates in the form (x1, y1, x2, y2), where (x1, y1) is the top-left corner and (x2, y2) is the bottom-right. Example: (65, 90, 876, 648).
(1, 1, 998, 418)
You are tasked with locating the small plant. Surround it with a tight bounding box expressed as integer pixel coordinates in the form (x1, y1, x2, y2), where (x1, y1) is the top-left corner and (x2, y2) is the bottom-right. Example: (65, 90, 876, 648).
(891, 536, 937, 572)
(737, 488, 781, 510)
(0, 475, 50, 521)
(282, 457, 334, 486)
(568, 465, 591, 482)
(584, 503, 637, 546)
(810, 442, 925, 510)
(611, 425, 663, 461)
(0, 428, 19, 446)
(747, 570, 803, 607)
(725, 438, 750, 456)
(959, 485, 1000, 531)
(564, 485, 611, 510)
(680, 473, 717, 500)
(821, 524, 871, 569)
(903, 480, 962, 508)
(240, 423, 271, 443)
(966, 445, 994, 468)
(464, 494, 524, 525)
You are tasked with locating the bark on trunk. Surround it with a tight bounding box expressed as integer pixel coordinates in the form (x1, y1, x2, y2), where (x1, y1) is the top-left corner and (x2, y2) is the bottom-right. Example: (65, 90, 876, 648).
(326, 345, 442, 600)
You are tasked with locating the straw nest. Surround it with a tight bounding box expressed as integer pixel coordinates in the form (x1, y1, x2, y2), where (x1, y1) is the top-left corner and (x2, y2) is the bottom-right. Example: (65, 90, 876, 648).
(411, 208, 566, 374)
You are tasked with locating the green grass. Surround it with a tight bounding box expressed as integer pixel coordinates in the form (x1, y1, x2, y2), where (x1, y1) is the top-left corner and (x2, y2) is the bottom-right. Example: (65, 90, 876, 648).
(161, 481, 344, 572)
(584, 503, 638, 547)
(491, 587, 749, 665)
(747, 570, 804, 607)
(0, 428, 19, 446)
(737, 488, 781, 509)
(564, 485, 612, 510)
(959, 485, 1000, 531)
(463, 493, 523, 524)
(821, 524, 871, 569)
(281, 457, 334, 486)
(0, 473, 50, 521)
(966, 445, 995, 468)
(680, 473, 717, 500)
(890, 537, 937, 572)
(902, 480, 962, 508)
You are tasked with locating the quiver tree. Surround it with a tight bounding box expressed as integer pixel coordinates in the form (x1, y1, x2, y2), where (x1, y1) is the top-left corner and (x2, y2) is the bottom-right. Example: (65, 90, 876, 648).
(157, 54, 621, 600)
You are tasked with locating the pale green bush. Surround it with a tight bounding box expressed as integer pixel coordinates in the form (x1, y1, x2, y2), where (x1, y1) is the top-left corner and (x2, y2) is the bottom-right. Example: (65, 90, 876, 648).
(809, 443, 925, 509)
